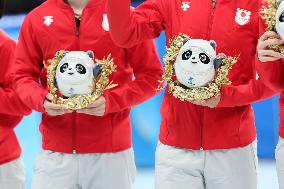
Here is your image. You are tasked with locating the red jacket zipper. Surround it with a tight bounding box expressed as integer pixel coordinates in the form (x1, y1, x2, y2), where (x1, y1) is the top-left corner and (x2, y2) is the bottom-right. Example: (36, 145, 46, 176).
(71, 8, 86, 154)
(200, 108, 204, 151)
(72, 112, 77, 154)
(207, 0, 217, 39)
(72, 11, 78, 153)
(200, 0, 217, 151)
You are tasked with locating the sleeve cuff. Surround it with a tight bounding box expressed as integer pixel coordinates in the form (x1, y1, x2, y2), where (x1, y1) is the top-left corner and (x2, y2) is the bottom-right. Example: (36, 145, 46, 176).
(103, 90, 112, 115)
(38, 89, 48, 113)
(217, 85, 229, 108)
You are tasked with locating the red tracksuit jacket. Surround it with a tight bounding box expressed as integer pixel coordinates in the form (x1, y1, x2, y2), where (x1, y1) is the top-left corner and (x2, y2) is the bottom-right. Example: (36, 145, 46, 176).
(13, 0, 163, 154)
(0, 30, 31, 165)
(106, 0, 278, 150)
(257, 58, 284, 138)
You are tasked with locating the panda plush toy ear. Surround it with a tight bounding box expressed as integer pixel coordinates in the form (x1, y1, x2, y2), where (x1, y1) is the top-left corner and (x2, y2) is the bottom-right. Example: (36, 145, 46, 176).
(86, 50, 95, 60)
(93, 64, 102, 79)
(85, 50, 100, 79)
(209, 40, 221, 69)
(213, 54, 225, 69)
(183, 36, 191, 45)
(209, 40, 217, 51)
(62, 50, 69, 56)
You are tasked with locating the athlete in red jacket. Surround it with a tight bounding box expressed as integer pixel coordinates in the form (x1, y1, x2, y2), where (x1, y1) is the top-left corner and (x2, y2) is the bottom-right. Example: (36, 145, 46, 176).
(106, 0, 279, 188)
(13, 0, 163, 188)
(257, 28, 284, 188)
(0, 1, 31, 188)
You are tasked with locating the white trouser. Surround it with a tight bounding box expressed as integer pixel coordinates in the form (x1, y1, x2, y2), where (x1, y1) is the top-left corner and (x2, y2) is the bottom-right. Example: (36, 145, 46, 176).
(0, 158, 25, 189)
(155, 140, 258, 189)
(32, 148, 136, 189)
(276, 137, 284, 189)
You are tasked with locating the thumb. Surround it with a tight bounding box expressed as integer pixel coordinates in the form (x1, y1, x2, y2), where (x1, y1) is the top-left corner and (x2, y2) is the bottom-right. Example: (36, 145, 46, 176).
(46, 93, 54, 101)
(87, 97, 105, 108)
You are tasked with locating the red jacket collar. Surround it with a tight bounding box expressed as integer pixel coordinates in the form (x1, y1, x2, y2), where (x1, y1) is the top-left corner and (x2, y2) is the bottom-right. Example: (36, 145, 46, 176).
(56, 0, 104, 9)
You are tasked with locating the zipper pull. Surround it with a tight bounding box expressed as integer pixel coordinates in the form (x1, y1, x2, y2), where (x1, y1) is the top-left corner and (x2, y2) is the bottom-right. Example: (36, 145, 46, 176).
(212, 0, 216, 9)
(75, 17, 81, 37)
(76, 27, 80, 37)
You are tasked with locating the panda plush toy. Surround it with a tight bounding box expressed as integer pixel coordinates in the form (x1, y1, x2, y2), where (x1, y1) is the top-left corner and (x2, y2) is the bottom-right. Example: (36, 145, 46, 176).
(174, 38, 222, 88)
(55, 51, 101, 98)
(276, 0, 284, 39)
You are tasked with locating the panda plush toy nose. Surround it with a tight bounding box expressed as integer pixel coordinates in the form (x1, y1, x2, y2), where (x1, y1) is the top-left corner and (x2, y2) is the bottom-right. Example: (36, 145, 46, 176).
(191, 56, 198, 63)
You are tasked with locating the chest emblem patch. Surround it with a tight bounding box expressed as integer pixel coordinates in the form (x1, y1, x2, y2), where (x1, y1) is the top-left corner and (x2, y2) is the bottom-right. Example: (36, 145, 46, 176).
(43, 16, 54, 26)
(181, 2, 191, 12)
(102, 14, 110, 31)
(235, 8, 251, 26)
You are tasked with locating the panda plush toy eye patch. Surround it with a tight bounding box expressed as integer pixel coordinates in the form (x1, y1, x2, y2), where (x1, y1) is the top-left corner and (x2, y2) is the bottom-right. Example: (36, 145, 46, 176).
(55, 51, 101, 98)
(174, 38, 223, 88)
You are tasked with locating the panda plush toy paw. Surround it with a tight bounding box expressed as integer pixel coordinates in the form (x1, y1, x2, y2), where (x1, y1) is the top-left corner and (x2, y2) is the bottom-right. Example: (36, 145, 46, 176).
(55, 51, 101, 98)
(174, 38, 223, 88)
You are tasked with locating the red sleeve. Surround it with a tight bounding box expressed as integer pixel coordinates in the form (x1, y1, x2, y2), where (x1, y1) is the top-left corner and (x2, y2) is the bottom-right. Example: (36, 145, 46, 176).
(218, 0, 280, 107)
(104, 39, 163, 114)
(218, 78, 279, 107)
(256, 59, 284, 92)
(13, 15, 48, 113)
(106, 0, 165, 48)
(255, 0, 284, 92)
(0, 39, 31, 116)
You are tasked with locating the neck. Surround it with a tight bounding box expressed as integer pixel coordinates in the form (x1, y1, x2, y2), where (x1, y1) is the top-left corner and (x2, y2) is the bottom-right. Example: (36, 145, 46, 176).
(66, 0, 90, 14)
